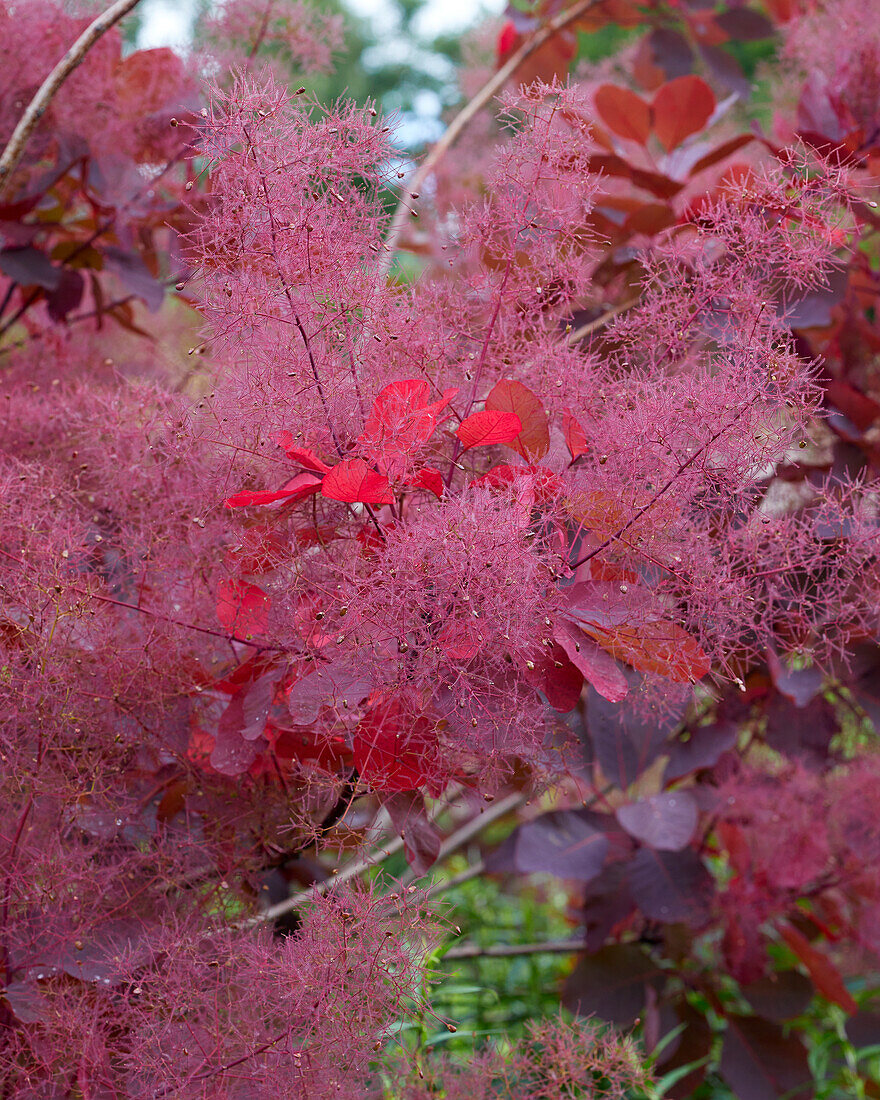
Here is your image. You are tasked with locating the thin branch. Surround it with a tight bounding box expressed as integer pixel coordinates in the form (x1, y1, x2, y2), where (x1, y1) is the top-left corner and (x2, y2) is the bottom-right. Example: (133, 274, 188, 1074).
(566, 296, 640, 346)
(0, 0, 144, 196)
(399, 790, 527, 886)
(378, 0, 600, 277)
(443, 937, 591, 960)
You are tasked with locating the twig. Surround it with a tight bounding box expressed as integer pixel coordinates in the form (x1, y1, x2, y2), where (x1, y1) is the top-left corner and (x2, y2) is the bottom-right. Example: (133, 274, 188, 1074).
(246, 789, 526, 928)
(566, 296, 640, 345)
(0, 0, 144, 196)
(443, 937, 591, 960)
(378, 0, 600, 277)
(399, 790, 527, 886)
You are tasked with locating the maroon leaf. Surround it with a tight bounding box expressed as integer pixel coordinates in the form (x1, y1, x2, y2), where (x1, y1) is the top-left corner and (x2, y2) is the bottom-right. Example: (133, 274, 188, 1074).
(715, 8, 775, 40)
(524, 647, 584, 713)
(779, 923, 857, 1014)
(217, 674, 276, 743)
(353, 696, 434, 792)
(104, 246, 164, 312)
(562, 407, 589, 459)
(286, 663, 371, 725)
(720, 1014, 811, 1100)
(0, 245, 60, 289)
(484, 378, 549, 460)
(276, 432, 333, 473)
(767, 650, 823, 709)
(47, 268, 84, 321)
(627, 847, 712, 926)
(406, 466, 444, 497)
(652, 76, 715, 152)
(743, 971, 814, 1021)
(616, 791, 698, 851)
(455, 408, 522, 448)
(689, 133, 754, 175)
(587, 687, 683, 788)
(321, 459, 394, 505)
(384, 792, 442, 875)
(563, 944, 662, 1026)
(509, 810, 609, 881)
(553, 620, 628, 702)
(594, 85, 651, 144)
(664, 720, 739, 781)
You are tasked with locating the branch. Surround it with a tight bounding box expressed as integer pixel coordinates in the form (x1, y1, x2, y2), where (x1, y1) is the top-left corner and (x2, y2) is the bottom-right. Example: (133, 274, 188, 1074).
(443, 937, 591, 960)
(378, 0, 600, 277)
(0, 0, 144, 197)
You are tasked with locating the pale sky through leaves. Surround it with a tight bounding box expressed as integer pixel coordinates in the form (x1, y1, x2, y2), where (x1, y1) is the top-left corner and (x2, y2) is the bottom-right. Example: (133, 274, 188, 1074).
(138, 0, 505, 51)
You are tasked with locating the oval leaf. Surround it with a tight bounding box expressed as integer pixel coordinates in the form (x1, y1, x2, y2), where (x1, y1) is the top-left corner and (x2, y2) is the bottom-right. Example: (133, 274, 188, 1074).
(554, 620, 628, 702)
(595, 84, 652, 144)
(485, 378, 549, 460)
(455, 409, 522, 449)
(321, 458, 394, 505)
(216, 579, 270, 636)
(652, 75, 715, 151)
(616, 791, 698, 851)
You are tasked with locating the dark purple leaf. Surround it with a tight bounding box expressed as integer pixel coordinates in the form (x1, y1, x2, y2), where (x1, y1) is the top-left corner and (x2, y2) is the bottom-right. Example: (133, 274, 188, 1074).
(209, 711, 261, 776)
(763, 695, 836, 767)
(218, 674, 276, 744)
(715, 9, 775, 40)
(587, 687, 684, 788)
(287, 663, 371, 725)
(563, 944, 662, 1026)
(646, 29, 694, 80)
(384, 792, 442, 875)
(664, 720, 739, 781)
(627, 847, 712, 926)
(579, 864, 636, 951)
(656, 1001, 712, 1098)
(846, 1009, 880, 1049)
(767, 650, 823, 709)
(0, 246, 61, 289)
(509, 810, 610, 881)
(697, 43, 750, 99)
(785, 267, 848, 328)
(743, 971, 814, 1021)
(104, 246, 165, 312)
(719, 1014, 811, 1100)
(2, 982, 46, 1024)
(617, 791, 698, 851)
(47, 269, 84, 322)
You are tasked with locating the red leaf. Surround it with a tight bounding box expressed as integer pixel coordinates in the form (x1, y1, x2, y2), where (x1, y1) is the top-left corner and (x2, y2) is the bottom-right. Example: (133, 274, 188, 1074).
(216, 579, 271, 637)
(584, 620, 711, 684)
(321, 459, 394, 505)
(652, 75, 715, 152)
(359, 380, 457, 470)
(485, 379, 549, 460)
(353, 696, 434, 792)
(496, 20, 520, 65)
(524, 649, 584, 712)
(455, 409, 522, 449)
(594, 85, 652, 144)
(276, 432, 332, 473)
(224, 472, 321, 508)
(553, 620, 628, 702)
(472, 464, 561, 504)
(779, 923, 858, 1014)
(689, 133, 754, 175)
(562, 408, 589, 460)
(406, 466, 444, 497)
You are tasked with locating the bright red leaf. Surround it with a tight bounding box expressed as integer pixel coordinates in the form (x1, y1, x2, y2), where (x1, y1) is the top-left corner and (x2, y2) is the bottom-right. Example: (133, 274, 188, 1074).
(321, 458, 394, 505)
(276, 432, 333, 473)
(406, 466, 444, 497)
(224, 472, 322, 508)
(353, 695, 435, 792)
(216, 578, 271, 637)
(562, 408, 590, 460)
(455, 409, 522, 449)
(553, 619, 629, 702)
